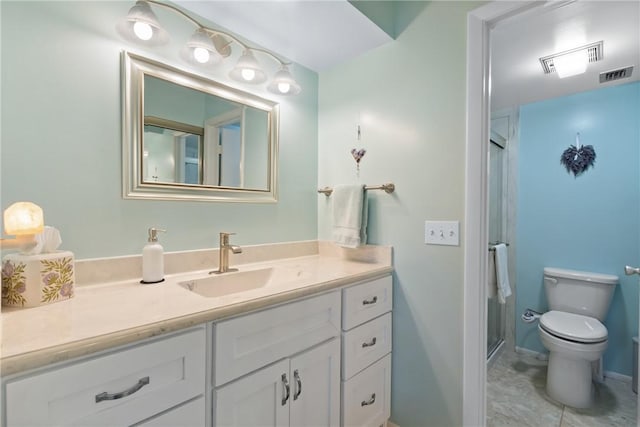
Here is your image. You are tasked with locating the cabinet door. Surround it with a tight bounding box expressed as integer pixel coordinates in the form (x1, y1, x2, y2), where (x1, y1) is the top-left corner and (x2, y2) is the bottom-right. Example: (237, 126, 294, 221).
(214, 359, 290, 427)
(289, 339, 341, 427)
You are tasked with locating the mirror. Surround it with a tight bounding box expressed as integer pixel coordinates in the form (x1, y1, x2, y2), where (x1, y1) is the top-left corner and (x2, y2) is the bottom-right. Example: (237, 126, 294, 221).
(122, 52, 279, 202)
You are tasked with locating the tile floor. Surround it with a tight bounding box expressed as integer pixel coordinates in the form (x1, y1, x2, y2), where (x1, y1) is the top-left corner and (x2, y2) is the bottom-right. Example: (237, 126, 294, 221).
(487, 349, 637, 426)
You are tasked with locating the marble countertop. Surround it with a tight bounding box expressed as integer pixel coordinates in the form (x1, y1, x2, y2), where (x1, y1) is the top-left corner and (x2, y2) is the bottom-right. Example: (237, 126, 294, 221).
(1, 242, 392, 376)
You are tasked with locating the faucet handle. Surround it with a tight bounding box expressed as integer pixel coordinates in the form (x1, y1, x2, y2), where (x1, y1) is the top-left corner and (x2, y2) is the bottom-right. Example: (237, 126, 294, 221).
(219, 232, 236, 246)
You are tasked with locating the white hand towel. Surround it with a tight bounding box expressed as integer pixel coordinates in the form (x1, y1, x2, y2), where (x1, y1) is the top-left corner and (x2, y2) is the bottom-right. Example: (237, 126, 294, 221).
(494, 243, 511, 304)
(332, 184, 368, 248)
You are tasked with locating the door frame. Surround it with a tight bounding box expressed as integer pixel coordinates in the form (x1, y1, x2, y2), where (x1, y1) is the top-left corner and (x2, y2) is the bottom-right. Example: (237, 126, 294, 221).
(463, 2, 541, 425)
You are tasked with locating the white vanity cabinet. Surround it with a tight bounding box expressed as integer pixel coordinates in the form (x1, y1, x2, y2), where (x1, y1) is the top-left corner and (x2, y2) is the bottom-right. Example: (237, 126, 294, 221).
(341, 276, 393, 427)
(2, 271, 394, 427)
(212, 291, 342, 427)
(3, 327, 206, 426)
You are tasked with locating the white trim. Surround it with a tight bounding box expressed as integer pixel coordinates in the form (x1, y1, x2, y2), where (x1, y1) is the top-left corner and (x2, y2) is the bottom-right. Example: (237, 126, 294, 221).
(463, 3, 540, 426)
(604, 370, 633, 384)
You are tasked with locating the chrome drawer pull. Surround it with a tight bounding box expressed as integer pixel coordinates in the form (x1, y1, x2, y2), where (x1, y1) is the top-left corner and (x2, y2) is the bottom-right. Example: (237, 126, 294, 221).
(361, 393, 376, 406)
(281, 373, 290, 406)
(362, 337, 377, 348)
(95, 376, 150, 403)
(362, 296, 378, 305)
(293, 369, 302, 400)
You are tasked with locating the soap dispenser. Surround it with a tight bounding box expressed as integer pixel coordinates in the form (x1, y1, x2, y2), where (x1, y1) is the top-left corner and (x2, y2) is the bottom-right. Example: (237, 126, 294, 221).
(141, 227, 166, 284)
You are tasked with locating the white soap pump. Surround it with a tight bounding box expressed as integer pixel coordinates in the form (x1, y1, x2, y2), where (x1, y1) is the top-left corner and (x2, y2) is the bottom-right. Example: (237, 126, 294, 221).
(141, 227, 166, 284)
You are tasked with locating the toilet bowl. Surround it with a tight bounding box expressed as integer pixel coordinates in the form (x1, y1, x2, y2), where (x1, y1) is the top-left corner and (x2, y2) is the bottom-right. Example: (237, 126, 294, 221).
(539, 267, 618, 408)
(539, 311, 608, 408)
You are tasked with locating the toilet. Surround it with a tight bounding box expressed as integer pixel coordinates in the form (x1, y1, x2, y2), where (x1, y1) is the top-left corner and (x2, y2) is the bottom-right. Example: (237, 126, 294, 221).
(538, 267, 618, 408)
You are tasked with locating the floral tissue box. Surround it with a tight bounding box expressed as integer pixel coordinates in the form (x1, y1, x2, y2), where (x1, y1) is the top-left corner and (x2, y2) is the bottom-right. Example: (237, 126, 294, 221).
(1, 251, 75, 308)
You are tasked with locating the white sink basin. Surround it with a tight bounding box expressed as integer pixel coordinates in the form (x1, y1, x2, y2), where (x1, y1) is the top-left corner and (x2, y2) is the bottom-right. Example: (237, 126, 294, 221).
(178, 268, 273, 298)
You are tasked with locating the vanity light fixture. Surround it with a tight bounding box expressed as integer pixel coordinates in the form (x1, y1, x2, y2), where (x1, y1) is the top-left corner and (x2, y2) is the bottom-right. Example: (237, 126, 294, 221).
(539, 41, 604, 79)
(117, 0, 302, 96)
(181, 29, 223, 66)
(116, 0, 169, 46)
(0, 202, 44, 253)
(267, 65, 302, 95)
(230, 50, 268, 84)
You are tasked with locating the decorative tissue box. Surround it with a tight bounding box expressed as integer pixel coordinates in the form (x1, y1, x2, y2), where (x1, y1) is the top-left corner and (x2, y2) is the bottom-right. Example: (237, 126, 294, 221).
(1, 251, 75, 308)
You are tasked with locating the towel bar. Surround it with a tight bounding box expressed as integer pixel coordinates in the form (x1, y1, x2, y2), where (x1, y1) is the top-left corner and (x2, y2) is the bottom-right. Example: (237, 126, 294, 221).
(317, 183, 395, 196)
(488, 242, 510, 252)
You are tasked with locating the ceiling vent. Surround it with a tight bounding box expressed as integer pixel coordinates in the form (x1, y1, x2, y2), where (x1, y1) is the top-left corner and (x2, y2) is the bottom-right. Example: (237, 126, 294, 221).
(599, 66, 634, 83)
(539, 41, 604, 74)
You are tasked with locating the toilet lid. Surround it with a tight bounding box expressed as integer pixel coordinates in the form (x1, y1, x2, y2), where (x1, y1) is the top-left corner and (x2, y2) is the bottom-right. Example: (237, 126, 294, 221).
(539, 311, 607, 343)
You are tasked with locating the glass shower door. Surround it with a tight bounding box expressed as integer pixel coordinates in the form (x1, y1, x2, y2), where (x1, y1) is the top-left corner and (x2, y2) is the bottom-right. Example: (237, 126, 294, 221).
(487, 124, 507, 358)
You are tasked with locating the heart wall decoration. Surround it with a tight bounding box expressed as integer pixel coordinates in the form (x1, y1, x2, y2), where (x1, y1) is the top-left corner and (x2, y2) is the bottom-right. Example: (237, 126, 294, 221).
(351, 148, 366, 176)
(560, 133, 596, 177)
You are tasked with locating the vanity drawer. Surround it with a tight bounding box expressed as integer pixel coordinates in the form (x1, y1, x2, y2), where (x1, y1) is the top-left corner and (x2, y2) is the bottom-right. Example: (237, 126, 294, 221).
(5, 328, 206, 426)
(214, 291, 341, 386)
(342, 275, 392, 331)
(136, 396, 205, 426)
(342, 312, 392, 380)
(341, 353, 392, 427)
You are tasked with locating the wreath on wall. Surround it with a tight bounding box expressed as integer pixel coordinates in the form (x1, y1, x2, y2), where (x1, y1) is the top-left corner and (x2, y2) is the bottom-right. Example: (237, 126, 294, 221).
(560, 133, 596, 177)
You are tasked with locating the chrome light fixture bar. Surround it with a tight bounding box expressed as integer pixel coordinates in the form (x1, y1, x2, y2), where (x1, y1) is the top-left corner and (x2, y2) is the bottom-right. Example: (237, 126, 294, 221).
(117, 0, 301, 95)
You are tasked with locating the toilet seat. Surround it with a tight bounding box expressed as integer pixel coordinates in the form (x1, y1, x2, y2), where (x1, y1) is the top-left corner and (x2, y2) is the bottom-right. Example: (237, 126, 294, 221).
(539, 311, 607, 343)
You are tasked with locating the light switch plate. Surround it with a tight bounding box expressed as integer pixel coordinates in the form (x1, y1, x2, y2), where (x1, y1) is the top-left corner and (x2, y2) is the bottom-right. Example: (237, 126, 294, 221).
(425, 221, 460, 246)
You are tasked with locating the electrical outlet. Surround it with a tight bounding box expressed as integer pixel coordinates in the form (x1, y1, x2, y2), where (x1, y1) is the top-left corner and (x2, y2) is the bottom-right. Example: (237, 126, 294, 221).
(425, 221, 460, 246)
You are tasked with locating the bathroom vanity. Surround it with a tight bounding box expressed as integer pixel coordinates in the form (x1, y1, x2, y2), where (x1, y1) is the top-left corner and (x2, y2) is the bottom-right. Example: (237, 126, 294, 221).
(0, 241, 393, 426)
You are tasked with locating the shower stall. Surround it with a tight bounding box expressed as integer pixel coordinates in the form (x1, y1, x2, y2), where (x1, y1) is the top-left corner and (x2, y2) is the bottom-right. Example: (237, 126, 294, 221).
(487, 116, 510, 359)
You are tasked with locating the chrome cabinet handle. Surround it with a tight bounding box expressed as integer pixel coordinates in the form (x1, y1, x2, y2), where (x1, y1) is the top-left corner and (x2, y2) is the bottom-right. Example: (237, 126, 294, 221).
(95, 376, 150, 403)
(362, 337, 377, 348)
(362, 296, 378, 305)
(281, 373, 290, 406)
(361, 393, 376, 406)
(293, 369, 302, 400)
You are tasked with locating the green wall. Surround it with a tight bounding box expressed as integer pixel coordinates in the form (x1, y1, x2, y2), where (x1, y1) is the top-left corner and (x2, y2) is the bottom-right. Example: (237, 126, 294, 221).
(318, 2, 476, 425)
(1, 1, 318, 259)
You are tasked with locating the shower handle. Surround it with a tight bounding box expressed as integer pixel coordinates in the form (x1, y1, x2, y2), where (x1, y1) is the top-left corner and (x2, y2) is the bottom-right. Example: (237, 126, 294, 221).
(625, 265, 640, 276)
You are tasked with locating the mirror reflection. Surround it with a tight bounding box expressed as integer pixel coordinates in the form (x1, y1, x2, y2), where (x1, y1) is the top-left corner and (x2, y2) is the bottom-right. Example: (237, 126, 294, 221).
(122, 52, 279, 203)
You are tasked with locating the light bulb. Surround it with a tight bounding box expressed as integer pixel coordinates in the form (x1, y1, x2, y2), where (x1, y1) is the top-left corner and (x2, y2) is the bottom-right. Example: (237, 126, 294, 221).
(277, 82, 291, 94)
(241, 69, 256, 81)
(133, 21, 153, 41)
(193, 47, 210, 64)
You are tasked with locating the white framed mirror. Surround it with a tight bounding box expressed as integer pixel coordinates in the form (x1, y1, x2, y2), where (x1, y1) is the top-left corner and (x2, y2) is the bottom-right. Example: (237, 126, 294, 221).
(122, 51, 279, 202)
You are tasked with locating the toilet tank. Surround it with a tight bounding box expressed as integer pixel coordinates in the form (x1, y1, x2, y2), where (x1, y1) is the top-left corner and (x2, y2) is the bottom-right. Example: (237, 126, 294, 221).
(543, 267, 618, 320)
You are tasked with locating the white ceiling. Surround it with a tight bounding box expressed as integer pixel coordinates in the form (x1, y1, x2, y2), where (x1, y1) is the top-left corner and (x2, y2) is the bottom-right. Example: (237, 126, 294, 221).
(491, 1, 640, 111)
(174, 0, 393, 72)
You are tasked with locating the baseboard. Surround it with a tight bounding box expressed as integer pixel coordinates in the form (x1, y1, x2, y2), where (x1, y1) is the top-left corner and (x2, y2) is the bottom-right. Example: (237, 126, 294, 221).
(604, 370, 632, 383)
(515, 346, 548, 361)
(387, 421, 400, 427)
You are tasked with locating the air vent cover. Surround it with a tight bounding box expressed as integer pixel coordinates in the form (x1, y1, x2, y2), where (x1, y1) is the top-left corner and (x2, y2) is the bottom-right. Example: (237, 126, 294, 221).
(540, 41, 604, 74)
(599, 66, 634, 83)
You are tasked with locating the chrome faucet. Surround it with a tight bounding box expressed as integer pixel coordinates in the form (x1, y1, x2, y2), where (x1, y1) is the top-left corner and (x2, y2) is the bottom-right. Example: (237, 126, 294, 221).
(211, 232, 242, 274)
